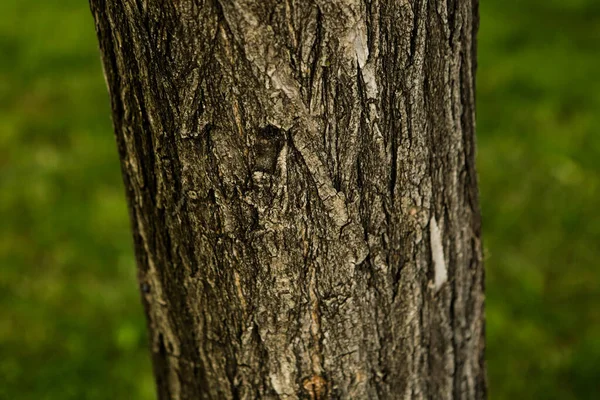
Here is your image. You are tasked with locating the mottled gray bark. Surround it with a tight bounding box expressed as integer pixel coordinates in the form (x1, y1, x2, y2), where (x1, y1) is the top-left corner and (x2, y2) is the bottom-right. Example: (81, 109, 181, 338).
(90, 0, 485, 399)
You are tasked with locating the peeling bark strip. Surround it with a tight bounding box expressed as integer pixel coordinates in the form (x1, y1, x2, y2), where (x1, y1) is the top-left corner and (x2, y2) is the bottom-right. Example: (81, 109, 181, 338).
(90, 0, 485, 398)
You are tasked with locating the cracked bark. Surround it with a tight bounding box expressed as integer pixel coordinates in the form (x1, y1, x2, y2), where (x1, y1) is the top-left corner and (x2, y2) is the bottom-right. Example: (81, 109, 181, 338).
(89, 0, 485, 398)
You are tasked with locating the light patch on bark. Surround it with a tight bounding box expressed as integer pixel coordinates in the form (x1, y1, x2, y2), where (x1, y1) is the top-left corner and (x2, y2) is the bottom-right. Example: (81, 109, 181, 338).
(269, 354, 297, 399)
(350, 24, 369, 69)
(430, 216, 447, 291)
(349, 21, 378, 99)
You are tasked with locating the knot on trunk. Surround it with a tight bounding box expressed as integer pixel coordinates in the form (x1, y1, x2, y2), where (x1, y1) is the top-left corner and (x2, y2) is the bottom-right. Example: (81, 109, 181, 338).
(252, 124, 286, 174)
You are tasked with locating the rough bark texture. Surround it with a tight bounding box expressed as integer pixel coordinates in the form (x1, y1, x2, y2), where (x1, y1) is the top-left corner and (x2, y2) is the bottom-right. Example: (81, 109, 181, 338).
(90, 0, 485, 398)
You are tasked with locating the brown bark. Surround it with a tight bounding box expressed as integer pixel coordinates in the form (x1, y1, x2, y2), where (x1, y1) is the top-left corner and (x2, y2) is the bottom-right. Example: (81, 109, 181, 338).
(89, 0, 485, 398)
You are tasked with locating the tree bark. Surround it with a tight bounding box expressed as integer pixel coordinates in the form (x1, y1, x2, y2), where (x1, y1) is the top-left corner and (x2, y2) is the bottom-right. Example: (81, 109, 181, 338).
(90, 0, 485, 398)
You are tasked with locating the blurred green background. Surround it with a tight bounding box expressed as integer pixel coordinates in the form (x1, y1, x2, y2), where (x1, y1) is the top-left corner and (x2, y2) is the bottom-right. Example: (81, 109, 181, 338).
(0, 0, 598, 399)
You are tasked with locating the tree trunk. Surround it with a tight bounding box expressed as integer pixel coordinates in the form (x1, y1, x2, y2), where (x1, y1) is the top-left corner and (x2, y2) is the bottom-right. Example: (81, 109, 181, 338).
(90, 0, 485, 398)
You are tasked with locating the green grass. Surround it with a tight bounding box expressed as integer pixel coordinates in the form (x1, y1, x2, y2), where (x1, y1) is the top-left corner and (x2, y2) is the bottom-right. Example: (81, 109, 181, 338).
(0, 1, 154, 399)
(479, 1, 600, 398)
(1, 0, 599, 399)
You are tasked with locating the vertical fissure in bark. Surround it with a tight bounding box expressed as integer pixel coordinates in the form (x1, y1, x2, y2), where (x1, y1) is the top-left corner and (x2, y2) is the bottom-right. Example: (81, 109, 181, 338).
(90, 0, 486, 398)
